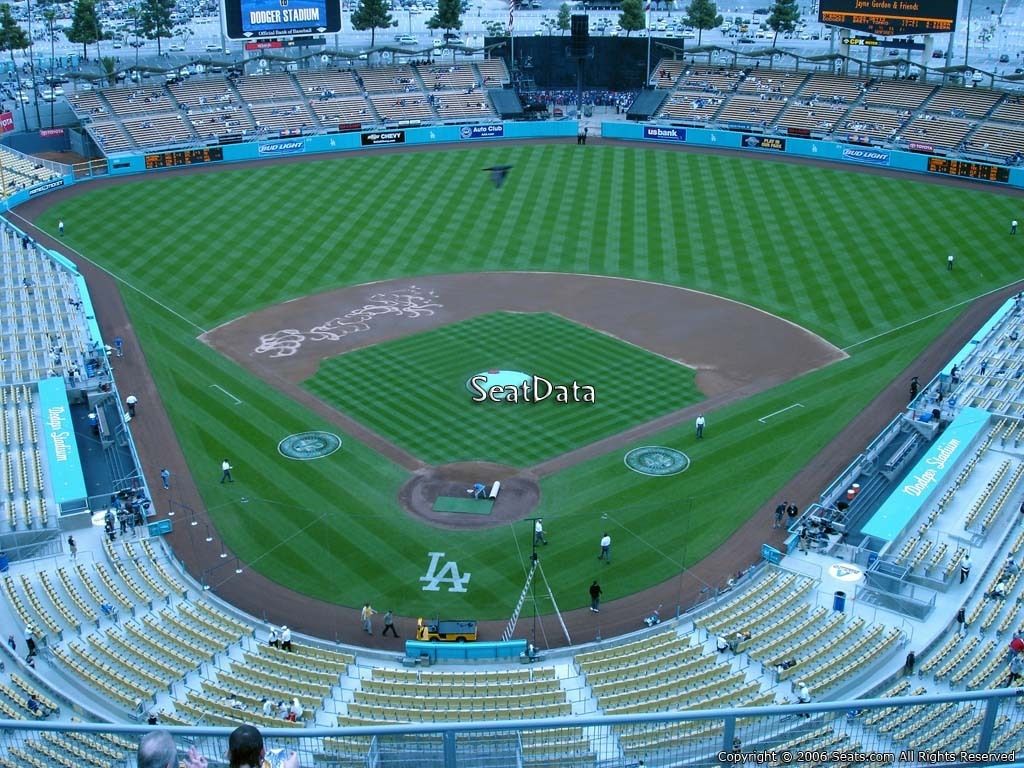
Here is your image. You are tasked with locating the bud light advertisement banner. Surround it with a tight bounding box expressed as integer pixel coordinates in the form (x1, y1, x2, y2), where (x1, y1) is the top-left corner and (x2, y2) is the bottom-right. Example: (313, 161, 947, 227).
(460, 125, 504, 140)
(841, 147, 891, 166)
(257, 139, 306, 156)
(643, 126, 686, 142)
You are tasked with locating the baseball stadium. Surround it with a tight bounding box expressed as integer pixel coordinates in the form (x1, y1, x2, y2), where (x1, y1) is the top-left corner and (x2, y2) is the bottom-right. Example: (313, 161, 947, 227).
(3, 0, 1024, 763)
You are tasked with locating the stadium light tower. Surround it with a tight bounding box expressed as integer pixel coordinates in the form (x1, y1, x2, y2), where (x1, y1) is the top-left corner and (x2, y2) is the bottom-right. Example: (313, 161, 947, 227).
(962, 0, 974, 69)
(526, 516, 541, 647)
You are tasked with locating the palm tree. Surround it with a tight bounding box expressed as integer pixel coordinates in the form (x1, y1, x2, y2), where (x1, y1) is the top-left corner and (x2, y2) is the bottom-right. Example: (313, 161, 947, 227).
(0, 4, 30, 131)
(24, 0, 42, 129)
(42, 4, 56, 127)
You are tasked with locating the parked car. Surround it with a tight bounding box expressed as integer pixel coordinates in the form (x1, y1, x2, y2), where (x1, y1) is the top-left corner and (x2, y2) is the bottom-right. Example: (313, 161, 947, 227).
(999, 53, 1010, 63)
(932, 49, 945, 58)
(169, 43, 186, 51)
(204, 42, 221, 51)
(396, 34, 417, 44)
(129, 39, 144, 47)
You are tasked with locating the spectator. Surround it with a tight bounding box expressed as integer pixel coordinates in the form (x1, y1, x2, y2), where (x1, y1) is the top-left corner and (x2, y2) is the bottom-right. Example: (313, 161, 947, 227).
(796, 683, 812, 717)
(138, 730, 207, 768)
(137, 730, 176, 768)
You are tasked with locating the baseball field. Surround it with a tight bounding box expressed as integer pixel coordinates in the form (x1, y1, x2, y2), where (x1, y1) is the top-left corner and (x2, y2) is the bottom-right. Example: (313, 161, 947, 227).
(30, 143, 1022, 623)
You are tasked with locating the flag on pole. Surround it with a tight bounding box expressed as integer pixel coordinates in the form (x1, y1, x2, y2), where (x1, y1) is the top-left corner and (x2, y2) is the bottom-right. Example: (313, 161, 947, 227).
(509, 0, 515, 29)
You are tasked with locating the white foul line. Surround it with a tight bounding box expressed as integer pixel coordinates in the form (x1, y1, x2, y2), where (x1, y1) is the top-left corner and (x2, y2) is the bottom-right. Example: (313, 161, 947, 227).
(758, 403, 804, 424)
(208, 384, 242, 405)
(841, 278, 1024, 352)
(6, 212, 209, 335)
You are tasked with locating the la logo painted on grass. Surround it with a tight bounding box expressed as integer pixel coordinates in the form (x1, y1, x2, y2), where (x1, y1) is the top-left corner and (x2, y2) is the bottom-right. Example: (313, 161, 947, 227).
(420, 552, 472, 593)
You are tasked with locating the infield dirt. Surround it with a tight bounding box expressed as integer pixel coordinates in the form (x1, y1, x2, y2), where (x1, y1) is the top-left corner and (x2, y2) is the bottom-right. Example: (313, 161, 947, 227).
(11, 138, 1023, 647)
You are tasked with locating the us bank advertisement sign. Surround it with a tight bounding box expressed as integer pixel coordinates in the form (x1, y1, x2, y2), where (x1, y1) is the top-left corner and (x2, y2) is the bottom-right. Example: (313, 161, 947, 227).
(644, 126, 686, 142)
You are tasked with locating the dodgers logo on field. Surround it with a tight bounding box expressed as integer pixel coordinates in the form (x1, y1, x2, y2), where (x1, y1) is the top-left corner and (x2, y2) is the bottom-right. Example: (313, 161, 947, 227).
(277, 431, 342, 460)
(624, 446, 690, 476)
(420, 552, 471, 592)
(841, 147, 890, 166)
(258, 139, 305, 156)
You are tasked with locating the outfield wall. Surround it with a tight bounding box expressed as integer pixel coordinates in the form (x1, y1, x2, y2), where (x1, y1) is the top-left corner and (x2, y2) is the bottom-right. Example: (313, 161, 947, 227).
(6, 119, 1024, 211)
(601, 122, 1024, 188)
(101, 121, 578, 177)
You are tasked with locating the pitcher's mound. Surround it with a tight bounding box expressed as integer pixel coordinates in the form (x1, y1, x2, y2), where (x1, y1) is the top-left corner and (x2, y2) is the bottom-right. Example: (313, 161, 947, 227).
(400, 462, 541, 529)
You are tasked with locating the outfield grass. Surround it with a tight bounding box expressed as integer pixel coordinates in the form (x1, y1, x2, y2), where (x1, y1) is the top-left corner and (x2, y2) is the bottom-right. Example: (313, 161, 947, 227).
(37, 144, 1024, 620)
(304, 312, 700, 466)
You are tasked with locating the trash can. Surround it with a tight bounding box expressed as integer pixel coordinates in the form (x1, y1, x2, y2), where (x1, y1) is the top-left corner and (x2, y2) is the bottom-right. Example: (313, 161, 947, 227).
(833, 590, 846, 612)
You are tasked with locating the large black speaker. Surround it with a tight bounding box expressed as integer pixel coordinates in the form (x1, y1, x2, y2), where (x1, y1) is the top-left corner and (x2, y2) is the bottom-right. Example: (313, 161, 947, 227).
(570, 14, 589, 57)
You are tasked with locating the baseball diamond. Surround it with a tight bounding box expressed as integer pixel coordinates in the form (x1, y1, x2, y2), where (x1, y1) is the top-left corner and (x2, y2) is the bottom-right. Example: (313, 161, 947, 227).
(13, 140, 1024, 643)
(7, 20, 1024, 762)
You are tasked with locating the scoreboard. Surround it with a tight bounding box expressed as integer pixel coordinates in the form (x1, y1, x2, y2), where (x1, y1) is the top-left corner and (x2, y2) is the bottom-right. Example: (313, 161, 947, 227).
(927, 158, 1010, 184)
(224, 0, 341, 39)
(144, 147, 225, 169)
(819, 0, 957, 37)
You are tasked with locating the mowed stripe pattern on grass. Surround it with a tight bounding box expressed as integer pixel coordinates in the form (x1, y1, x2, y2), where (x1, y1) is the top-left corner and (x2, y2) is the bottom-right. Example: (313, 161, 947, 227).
(36, 145, 1024, 616)
(52, 146, 1017, 349)
(304, 312, 700, 466)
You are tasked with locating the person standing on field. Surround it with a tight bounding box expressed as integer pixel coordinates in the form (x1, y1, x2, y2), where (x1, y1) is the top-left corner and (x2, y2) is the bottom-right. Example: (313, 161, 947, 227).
(589, 581, 602, 612)
(361, 603, 377, 634)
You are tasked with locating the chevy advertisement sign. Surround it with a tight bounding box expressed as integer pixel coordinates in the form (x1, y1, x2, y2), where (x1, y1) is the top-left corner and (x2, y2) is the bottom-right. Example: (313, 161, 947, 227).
(643, 126, 686, 142)
(257, 139, 306, 156)
(361, 130, 406, 146)
(841, 147, 891, 166)
(460, 124, 504, 140)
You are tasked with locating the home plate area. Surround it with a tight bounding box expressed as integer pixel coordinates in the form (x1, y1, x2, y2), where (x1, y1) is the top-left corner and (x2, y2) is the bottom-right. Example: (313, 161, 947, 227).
(400, 462, 541, 529)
